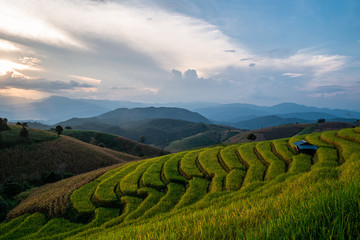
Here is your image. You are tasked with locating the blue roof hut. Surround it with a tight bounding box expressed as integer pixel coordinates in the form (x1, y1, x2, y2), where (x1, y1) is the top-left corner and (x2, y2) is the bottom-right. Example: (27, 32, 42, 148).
(293, 140, 317, 154)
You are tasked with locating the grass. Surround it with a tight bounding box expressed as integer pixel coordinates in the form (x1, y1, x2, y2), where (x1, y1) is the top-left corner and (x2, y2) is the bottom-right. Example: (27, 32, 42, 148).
(198, 147, 227, 192)
(295, 123, 318, 135)
(8, 164, 123, 219)
(0, 213, 29, 235)
(0, 133, 139, 184)
(305, 132, 333, 148)
(321, 131, 360, 162)
(313, 147, 339, 168)
(140, 183, 185, 219)
(22, 218, 83, 240)
(225, 169, 246, 190)
(337, 127, 360, 144)
(256, 141, 286, 180)
(119, 160, 154, 196)
(3, 128, 360, 240)
(63, 129, 165, 157)
(141, 155, 170, 191)
(289, 154, 312, 174)
(0, 212, 47, 240)
(93, 161, 142, 207)
(219, 144, 246, 171)
(272, 139, 294, 164)
(179, 150, 204, 179)
(163, 152, 188, 185)
(103, 196, 143, 228)
(0, 124, 57, 149)
(174, 177, 209, 210)
(237, 143, 267, 185)
(124, 188, 164, 221)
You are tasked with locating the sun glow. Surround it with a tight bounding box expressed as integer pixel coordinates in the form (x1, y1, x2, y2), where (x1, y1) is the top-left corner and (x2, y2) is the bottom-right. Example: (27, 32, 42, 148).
(0, 87, 49, 99)
(0, 59, 31, 75)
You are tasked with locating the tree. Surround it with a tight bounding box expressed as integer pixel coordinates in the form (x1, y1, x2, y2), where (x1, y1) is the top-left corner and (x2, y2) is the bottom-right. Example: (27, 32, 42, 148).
(354, 120, 360, 127)
(19, 122, 29, 138)
(139, 136, 146, 144)
(317, 118, 325, 123)
(65, 126, 72, 130)
(0, 117, 11, 149)
(247, 133, 257, 142)
(55, 125, 63, 138)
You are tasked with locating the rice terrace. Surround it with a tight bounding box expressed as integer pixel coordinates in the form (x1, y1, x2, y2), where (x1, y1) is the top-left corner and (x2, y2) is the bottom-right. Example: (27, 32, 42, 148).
(1, 127, 360, 239)
(1, 0, 360, 239)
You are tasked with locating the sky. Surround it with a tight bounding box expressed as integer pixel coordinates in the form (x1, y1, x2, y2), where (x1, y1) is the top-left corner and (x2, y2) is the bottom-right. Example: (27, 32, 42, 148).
(0, 0, 359, 109)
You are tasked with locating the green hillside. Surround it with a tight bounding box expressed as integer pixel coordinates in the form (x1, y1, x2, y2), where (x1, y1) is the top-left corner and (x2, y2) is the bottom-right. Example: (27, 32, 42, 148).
(62, 129, 168, 157)
(1, 127, 360, 239)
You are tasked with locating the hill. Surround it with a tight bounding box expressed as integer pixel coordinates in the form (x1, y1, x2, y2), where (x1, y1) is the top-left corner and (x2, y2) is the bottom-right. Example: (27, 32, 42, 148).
(95, 106, 211, 124)
(62, 129, 168, 157)
(2, 127, 360, 239)
(57, 117, 237, 150)
(235, 115, 311, 130)
(227, 122, 354, 144)
(0, 125, 140, 184)
(195, 102, 360, 123)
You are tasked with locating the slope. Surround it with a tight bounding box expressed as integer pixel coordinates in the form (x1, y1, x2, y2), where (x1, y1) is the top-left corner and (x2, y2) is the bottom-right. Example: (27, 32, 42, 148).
(62, 129, 168, 157)
(2, 127, 360, 239)
(227, 122, 354, 144)
(58, 118, 238, 149)
(0, 125, 140, 184)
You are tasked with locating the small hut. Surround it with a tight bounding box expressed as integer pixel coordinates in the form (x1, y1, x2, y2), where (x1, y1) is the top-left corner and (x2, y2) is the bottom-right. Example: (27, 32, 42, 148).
(293, 140, 317, 154)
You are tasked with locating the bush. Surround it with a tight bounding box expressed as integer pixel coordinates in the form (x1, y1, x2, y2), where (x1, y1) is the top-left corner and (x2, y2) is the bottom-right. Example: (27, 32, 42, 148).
(2, 179, 22, 198)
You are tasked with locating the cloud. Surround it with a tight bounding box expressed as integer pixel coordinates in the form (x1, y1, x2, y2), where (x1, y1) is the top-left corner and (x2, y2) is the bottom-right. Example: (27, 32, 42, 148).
(282, 73, 303, 78)
(249, 63, 256, 67)
(224, 50, 236, 53)
(0, 39, 20, 52)
(0, 72, 95, 91)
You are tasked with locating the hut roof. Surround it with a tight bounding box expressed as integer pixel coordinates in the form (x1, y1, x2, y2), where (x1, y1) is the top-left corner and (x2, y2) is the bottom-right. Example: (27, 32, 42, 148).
(293, 140, 317, 150)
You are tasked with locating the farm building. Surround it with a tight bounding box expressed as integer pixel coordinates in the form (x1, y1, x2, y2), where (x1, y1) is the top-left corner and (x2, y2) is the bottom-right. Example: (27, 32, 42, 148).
(293, 140, 317, 154)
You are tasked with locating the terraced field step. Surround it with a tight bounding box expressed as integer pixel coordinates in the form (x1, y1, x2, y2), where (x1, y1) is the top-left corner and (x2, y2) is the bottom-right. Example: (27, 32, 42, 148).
(237, 143, 267, 185)
(119, 160, 154, 196)
(256, 141, 286, 180)
(179, 150, 204, 179)
(198, 147, 226, 192)
(5, 128, 359, 240)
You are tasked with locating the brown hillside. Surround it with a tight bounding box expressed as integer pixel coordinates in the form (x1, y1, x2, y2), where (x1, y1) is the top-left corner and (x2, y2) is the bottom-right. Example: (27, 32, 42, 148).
(0, 135, 140, 184)
(226, 122, 353, 144)
(7, 163, 128, 219)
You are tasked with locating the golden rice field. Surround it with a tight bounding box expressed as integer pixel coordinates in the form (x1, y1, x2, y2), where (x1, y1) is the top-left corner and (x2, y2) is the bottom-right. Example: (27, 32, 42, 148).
(1, 127, 360, 239)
